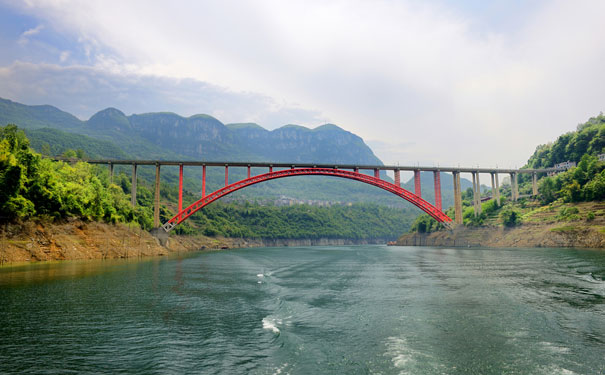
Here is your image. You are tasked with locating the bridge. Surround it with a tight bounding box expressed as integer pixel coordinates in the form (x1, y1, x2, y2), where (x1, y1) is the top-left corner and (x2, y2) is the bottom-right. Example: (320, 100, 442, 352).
(61, 159, 555, 231)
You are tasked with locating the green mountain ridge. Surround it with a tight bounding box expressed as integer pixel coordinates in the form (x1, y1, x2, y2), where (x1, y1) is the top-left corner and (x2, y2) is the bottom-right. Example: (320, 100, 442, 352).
(0, 97, 472, 212)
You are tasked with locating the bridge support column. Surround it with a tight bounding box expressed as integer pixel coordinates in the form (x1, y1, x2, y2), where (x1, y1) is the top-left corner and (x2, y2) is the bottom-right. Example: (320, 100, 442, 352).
(433, 171, 442, 211)
(247, 166, 251, 179)
(374, 169, 380, 179)
(394, 170, 401, 187)
(510, 172, 518, 201)
(495, 173, 500, 206)
(472, 172, 482, 216)
(269, 166, 273, 173)
(154, 164, 160, 228)
(202, 165, 206, 198)
(414, 170, 421, 197)
(532, 172, 538, 196)
(109, 162, 114, 184)
(178, 164, 183, 216)
(131, 164, 137, 208)
(453, 171, 463, 224)
(491, 172, 499, 207)
(472, 172, 477, 216)
(225, 166, 229, 187)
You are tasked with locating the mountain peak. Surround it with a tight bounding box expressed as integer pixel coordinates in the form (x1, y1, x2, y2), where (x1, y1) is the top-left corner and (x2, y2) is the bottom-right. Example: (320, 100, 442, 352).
(226, 122, 267, 131)
(88, 107, 130, 130)
(313, 123, 344, 132)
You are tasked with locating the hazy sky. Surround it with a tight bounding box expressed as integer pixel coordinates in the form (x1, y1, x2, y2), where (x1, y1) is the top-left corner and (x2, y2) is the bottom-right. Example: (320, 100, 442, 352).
(1, 0, 604, 168)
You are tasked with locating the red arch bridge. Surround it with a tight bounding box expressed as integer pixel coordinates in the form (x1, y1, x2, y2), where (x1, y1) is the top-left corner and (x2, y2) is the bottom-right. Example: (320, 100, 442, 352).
(62, 159, 555, 232)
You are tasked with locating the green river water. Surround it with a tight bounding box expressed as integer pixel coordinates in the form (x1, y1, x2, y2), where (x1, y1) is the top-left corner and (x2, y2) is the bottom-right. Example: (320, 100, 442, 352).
(1, 245, 604, 374)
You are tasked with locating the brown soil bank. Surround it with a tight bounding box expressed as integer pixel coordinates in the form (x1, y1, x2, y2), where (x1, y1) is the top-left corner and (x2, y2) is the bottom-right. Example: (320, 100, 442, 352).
(0, 219, 390, 264)
(397, 223, 605, 249)
(0, 219, 249, 264)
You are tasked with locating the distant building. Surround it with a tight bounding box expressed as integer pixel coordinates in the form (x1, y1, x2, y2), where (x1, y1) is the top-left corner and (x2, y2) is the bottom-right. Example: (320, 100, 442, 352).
(554, 161, 576, 170)
(598, 153, 605, 162)
(548, 160, 576, 176)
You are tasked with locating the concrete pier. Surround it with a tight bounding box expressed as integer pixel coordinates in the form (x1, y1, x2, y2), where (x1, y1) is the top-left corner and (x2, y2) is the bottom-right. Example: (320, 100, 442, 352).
(131, 164, 137, 208)
(109, 162, 114, 184)
(532, 172, 538, 196)
(394, 170, 401, 187)
(472, 172, 482, 216)
(154, 164, 160, 228)
(453, 171, 463, 224)
(491, 172, 501, 206)
(495, 173, 500, 205)
(510, 172, 518, 201)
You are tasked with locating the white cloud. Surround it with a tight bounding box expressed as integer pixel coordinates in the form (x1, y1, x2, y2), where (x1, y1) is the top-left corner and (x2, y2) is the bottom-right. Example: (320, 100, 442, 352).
(17, 23, 44, 44)
(59, 50, 69, 62)
(0, 61, 324, 127)
(3, 0, 605, 168)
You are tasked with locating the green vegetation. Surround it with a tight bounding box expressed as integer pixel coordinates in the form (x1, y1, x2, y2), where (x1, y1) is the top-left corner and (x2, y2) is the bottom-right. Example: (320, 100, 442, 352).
(538, 154, 605, 203)
(0, 125, 151, 226)
(183, 202, 413, 240)
(500, 207, 521, 227)
(25, 127, 129, 159)
(1, 125, 414, 240)
(407, 113, 605, 234)
(526, 113, 605, 169)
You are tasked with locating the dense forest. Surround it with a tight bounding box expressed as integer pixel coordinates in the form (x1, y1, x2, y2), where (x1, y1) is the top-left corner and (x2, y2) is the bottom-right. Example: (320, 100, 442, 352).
(526, 113, 605, 168)
(0, 125, 415, 240)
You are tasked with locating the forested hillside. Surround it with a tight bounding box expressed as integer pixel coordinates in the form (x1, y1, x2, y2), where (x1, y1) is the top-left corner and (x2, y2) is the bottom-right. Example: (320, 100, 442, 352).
(0, 125, 414, 240)
(526, 113, 605, 168)
(0, 97, 474, 208)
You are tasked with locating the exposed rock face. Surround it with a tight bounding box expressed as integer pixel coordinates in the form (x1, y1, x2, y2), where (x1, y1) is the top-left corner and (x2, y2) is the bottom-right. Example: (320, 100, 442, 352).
(396, 223, 605, 249)
(0, 220, 392, 264)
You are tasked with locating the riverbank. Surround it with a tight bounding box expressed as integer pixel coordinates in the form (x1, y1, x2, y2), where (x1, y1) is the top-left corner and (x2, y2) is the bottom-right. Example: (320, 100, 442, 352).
(396, 223, 605, 248)
(397, 201, 605, 249)
(0, 219, 391, 264)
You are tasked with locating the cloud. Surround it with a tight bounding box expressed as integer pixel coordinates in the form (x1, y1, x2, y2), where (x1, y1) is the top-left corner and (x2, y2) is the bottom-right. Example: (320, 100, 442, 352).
(17, 23, 44, 44)
(0, 61, 324, 128)
(2, 0, 605, 168)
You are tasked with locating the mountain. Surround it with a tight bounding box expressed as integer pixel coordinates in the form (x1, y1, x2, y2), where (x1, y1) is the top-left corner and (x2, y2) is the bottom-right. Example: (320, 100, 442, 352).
(0, 98, 82, 130)
(0, 97, 471, 212)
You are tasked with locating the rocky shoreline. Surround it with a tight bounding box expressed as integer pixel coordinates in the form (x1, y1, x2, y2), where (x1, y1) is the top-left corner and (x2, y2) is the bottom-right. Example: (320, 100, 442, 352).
(396, 222, 605, 249)
(0, 219, 392, 264)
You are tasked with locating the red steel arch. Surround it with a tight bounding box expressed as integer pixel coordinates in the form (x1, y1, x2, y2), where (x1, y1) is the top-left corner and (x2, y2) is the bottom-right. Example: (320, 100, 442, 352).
(161, 168, 452, 232)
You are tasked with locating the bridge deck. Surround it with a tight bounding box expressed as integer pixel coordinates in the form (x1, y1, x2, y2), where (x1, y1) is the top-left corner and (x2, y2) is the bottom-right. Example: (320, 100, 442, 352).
(53, 158, 554, 174)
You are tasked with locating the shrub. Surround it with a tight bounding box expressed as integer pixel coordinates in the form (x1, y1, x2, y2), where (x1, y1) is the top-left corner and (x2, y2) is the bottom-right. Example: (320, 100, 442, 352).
(500, 207, 521, 227)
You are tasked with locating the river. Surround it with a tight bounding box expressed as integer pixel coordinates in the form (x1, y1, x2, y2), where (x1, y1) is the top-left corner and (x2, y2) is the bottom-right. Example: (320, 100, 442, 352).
(1, 245, 604, 374)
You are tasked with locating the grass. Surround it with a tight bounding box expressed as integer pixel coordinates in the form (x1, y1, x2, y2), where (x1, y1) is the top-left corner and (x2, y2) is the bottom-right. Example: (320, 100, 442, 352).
(550, 225, 579, 233)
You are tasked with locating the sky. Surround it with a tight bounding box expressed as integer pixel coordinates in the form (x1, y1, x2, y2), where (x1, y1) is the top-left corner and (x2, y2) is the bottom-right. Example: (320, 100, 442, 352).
(0, 0, 604, 168)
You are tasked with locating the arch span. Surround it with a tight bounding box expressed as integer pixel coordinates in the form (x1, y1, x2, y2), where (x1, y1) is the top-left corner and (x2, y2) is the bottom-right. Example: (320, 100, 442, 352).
(161, 168, 452, 232)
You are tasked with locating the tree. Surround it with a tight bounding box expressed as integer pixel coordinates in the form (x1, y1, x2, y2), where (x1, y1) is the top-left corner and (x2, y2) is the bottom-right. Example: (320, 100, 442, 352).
(500, 207, 521, 227)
